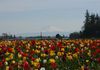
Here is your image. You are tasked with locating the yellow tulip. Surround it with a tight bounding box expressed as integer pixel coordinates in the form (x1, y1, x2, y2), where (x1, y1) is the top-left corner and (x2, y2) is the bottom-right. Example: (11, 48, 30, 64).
(12, 48, 15, 53)
(6, 66, 9, 70)
(26, 50, 29, 52)
(68, 52, 71, 55)
(73, 53, 78, 59)
(0, 48, 1, 51)
(34, 69, 38, 70)
(41, 53, 47, 57)
(33, 62, 40, 67)
(36, 46, 39, 48)
(50, 51, 55, 56)
(67, 55, 73, 60)
(38, 46, 41, 49)
(57, 52, 62, 56)
(6, 58, 10, 61)
(5, 52, 10, 56)
(18, 53, 22, 58)
(28, 43, 31, 47)
(23, 57, 27, 61)
(86, 60, 89, 63)
(12, 60, 16, 64)
(87, 50, 91, 56)
(35, 49, 40, 54)
(26, 46, 30, 50)
(35, 58, 41, 62)
(18, 60, 22, 65)
(32, 49, 34, 51)
(9, 53, 14, 59)
(49, 59, 55, 63)
(81, 65, 84, 70)
(61, 52, 64, 55)
(61, 48, 65, 52)
(31, 61, 34, 65)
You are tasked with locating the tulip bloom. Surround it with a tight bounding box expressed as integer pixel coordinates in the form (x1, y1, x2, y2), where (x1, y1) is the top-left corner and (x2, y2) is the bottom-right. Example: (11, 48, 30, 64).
(23, 61, 30, 70)
(51, 62, 57, 69)
(0, 62, 3, 67)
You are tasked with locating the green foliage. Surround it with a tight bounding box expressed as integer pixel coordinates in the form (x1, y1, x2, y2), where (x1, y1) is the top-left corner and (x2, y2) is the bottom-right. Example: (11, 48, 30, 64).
(56, 34, 62, 39)
(69, 32, 80, 39)
(81, 10, 100, 38)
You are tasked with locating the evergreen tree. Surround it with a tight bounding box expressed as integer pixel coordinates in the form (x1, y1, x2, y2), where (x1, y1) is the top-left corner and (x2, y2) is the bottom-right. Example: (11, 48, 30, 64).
(81, 10, 100, 38)
(82, 10, 90, 38)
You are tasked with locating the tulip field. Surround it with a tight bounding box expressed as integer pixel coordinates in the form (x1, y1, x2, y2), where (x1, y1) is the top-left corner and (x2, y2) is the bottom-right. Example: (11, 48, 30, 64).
(0, 39, 100, 70)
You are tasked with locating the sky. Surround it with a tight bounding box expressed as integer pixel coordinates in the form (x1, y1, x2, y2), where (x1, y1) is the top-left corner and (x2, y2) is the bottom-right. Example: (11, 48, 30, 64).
(0, 0, 100, 36)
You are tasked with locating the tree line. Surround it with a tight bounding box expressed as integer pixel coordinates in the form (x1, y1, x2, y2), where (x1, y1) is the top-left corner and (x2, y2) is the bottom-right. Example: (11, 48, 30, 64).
(70, 10, 100, 39)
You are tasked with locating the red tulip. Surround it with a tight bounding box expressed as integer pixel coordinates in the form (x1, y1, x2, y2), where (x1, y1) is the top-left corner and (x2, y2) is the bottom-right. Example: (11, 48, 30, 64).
(22, 53, 28, 57)
(30, 50, 35, 55)
(8, 47, 13, 53)
(20, 51, 23, 55)
(29, 55, 35, 61)
(17, 47, 21, 52)
(51, 62, 57, 69)
(75, 48, 80, 53)
(0, 62, 3, 67)
(57, 42, 62, 48)
(92, 52, 97, 56)
(84, 66, 89, 70)
(31, 40, 35, 45)
(96, 40, 100, 43)
(92, 49, 100, 56)
(43, 50, 48, 54)
(2, 58, 6, 63)
(19, 41, 23, 46)
(96, 58, 100, 63)
(2, 46, 7, 52)
(31, 57, 36, 61)
(91, 46, 96, 49)
(23, 61, 30, 70)
(96, 49, 100, 53)
(50, 45, 55, 50)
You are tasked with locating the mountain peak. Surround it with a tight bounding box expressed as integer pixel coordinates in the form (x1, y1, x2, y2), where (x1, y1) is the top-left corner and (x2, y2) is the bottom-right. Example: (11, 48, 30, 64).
(41, 26, 64, 32)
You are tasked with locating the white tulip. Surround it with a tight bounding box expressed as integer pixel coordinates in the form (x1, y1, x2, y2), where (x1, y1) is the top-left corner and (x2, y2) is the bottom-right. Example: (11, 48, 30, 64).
(5, 61, 8, 66)
(55, 56, 59, 59)
(41, 47, 44, 51)
(40, 67, 45, 70)
(43, 59, 47, 64)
